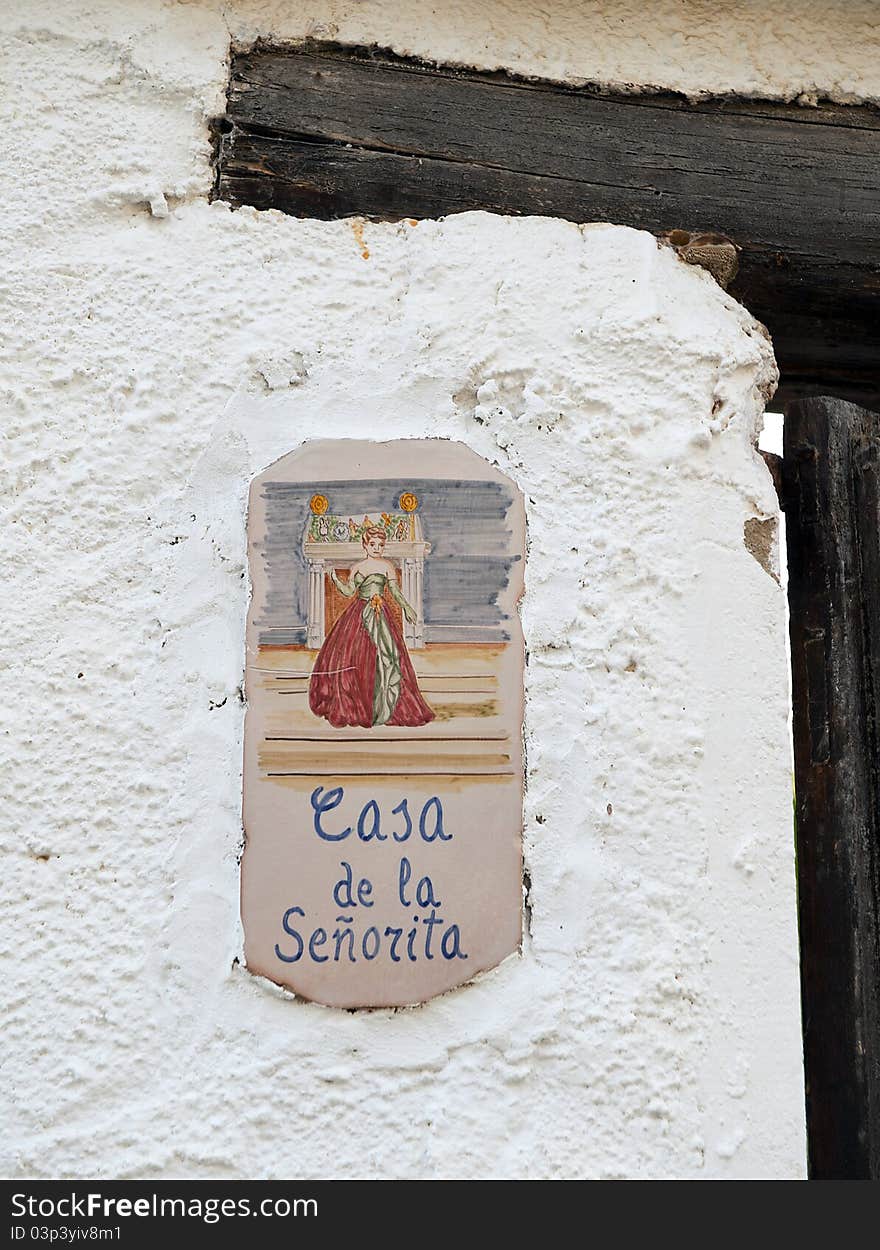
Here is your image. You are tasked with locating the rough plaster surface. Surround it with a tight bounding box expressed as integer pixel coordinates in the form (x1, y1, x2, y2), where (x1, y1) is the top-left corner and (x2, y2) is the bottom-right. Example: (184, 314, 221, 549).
(1, 1, 808, 1178)
(6, 0, 880, 118)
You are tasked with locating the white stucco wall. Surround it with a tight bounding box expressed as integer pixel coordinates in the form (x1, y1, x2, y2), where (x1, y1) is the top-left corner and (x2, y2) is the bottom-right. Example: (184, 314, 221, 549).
(0, 0, 816, 1179)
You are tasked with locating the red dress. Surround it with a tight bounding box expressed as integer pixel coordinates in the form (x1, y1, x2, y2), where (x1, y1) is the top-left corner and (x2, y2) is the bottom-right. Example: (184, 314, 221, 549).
(309, 571, 434, 729)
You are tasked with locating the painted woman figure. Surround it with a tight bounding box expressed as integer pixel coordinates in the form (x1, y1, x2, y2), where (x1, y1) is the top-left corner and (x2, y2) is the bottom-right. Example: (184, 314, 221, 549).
(309, 525, 434, 728)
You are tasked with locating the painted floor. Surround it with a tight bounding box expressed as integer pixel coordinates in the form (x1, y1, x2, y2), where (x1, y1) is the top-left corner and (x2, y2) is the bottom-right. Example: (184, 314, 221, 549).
(249, 643, 515, 780)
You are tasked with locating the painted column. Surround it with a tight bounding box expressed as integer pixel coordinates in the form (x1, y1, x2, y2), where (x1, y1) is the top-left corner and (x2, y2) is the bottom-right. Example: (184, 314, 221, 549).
(402, 557, 425, 649)
(306, 558, 325, 647)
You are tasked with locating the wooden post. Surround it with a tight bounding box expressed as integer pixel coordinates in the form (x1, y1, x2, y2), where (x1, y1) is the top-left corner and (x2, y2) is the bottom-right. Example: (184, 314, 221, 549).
(784, 396, 880, 1178)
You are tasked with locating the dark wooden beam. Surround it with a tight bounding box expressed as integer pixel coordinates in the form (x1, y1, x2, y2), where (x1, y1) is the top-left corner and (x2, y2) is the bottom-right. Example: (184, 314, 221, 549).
(784, 395, 880, 1178)
(215, 44, 880, 407)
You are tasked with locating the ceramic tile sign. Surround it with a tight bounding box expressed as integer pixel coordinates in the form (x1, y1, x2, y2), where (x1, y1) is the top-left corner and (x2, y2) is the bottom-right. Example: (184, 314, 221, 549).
(242, 440, 525, 1007)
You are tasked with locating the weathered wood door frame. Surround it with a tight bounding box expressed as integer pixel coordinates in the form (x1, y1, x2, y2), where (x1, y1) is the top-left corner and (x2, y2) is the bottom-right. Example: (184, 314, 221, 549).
(784, 397, 880, 1179)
